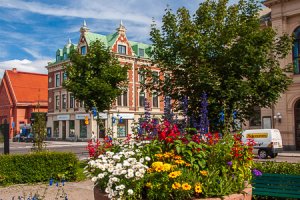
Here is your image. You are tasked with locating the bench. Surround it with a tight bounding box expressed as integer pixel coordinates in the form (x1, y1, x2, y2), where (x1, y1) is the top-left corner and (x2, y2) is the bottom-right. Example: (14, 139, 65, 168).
(252, 173, 300, 199)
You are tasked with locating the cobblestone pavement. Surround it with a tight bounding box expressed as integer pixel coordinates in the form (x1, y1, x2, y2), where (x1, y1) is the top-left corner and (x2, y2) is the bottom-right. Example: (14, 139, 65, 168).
(0, 180, 94, 200)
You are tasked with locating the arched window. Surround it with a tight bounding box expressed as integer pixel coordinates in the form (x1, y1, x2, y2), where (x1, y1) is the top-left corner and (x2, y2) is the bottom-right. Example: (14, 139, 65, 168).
(293, 27, 300, 74)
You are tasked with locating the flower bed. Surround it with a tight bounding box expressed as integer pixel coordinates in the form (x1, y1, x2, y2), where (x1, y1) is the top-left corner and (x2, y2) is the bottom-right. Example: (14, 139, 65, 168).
(86, 120, 258, 200)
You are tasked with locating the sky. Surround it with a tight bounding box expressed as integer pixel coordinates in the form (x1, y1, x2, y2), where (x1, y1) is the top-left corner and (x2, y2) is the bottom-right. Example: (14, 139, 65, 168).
(0, 0, 247, 78)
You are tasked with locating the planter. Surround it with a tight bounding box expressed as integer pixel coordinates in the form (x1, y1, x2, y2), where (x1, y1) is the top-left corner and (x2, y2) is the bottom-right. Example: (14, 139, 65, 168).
(94, 186, 252, 200)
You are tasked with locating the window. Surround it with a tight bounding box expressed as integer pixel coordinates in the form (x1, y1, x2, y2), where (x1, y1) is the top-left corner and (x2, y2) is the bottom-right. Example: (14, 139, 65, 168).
(139, 70, 145, 83)
(138, 48, 144, 57)
(63, 53, 67, 60)
(69, 120, 75, 137)
(81, 46, 86, 55)
(118, 45, 126, 54)
(79, 120, 87, 138)
(139, 91, 145, 107)
(62, 94, 67, 109)
(123, 90, 128, 107)
(55, 95, 60, 110)
(293, 27, 300, 74)
(117, 119, 128, 137)
(117, 90, 128, 107)
(53, 121, 59, 138)
(69, 93, 74, 108)
(80, 101, 84, 108)
(63, 72, 67, 81)
(153, 92, 158, 108)
(55, 73, 60, 87)
(152, 71, 159, 84)
(117, 95, 122, 106)
(56, 55, 60, 62)
(249, 106, 261, 126)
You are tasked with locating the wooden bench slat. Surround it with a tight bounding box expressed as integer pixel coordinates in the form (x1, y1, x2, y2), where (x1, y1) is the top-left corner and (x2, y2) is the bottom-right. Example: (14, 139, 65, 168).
(253, 190, 300, 199)
(253, 180, 300, 187)
(259, 173, 300, 179)
(253, 184, 300, 190)
(253, 188, 300, 197)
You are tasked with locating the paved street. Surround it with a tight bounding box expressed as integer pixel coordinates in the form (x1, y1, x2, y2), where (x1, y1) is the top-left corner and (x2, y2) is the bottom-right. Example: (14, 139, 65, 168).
(2, 141, 300, 163)
(1, 140, 89, 160)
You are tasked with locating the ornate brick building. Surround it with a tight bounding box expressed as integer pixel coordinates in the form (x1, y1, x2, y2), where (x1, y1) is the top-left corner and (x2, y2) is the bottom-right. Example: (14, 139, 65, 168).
(46, 21, 164, 140)
(0, 68, 48, 138)
(245, 0, 300, 150)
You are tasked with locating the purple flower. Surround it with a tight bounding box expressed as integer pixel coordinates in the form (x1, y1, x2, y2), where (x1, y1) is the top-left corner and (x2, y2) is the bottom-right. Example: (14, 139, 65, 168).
(252, 169, 262, 176)
(227, 161, 232, 166)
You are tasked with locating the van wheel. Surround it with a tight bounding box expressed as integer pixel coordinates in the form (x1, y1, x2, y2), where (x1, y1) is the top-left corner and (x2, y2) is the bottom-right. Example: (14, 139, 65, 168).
(258, 150, 267, 159)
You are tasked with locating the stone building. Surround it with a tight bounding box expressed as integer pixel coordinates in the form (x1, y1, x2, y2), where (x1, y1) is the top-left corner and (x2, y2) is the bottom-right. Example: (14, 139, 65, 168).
(46, 21, 164, 140)
(246, 0, 300, 150)
(0, 68, 48, 138)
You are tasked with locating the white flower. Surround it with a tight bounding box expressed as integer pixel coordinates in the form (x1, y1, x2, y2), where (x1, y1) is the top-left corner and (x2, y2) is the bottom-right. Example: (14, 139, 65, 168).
(91, 177, 97, 182)
(98, 173, 105, 179)
(105, 187, 111, 193)
(127, 189, 134, 195)
(127, 169, 134, 174)
(119, 191, 124, 195)
(139, 158, 144, 163)
(119, 184, 125, 190)
(145, 156, 151, 161)
(135, 171, 142, 177)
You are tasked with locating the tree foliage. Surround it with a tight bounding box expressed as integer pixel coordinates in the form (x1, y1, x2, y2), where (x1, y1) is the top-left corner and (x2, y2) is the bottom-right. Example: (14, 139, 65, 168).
(146, 0, 293, 131)
(63, 40, 129, 113)
(32, 110, 47, 152)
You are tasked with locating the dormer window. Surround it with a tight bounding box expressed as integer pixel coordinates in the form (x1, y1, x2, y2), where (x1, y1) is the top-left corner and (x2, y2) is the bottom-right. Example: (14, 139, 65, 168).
(138, 48, 144, 57)
(81, 46, 86, 55)
(63, 53, 67, 60)
(118, 45, 126, 54)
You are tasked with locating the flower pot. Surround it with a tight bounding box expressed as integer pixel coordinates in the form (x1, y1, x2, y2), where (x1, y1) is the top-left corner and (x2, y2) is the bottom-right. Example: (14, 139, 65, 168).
(194, 186, 252, 200)
(94, 187, 109, 200)
(94, 186, 252, 200)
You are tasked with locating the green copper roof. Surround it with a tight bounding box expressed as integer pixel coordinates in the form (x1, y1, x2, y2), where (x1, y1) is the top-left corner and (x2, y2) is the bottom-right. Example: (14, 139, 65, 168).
(85, 32, 108, 46)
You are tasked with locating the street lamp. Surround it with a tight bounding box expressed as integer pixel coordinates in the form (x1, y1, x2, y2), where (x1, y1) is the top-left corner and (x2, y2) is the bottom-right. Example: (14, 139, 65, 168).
(274, 112, 282, 123)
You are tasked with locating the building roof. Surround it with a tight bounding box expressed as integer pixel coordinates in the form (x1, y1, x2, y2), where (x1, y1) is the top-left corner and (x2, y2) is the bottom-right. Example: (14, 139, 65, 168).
(6, 69, 48, 104)
(50, 23, 153, 65)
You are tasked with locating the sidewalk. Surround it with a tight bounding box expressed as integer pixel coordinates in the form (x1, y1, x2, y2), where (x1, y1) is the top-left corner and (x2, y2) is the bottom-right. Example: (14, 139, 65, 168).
(279, 151, 300, 157)
(0, 180, 94, 200)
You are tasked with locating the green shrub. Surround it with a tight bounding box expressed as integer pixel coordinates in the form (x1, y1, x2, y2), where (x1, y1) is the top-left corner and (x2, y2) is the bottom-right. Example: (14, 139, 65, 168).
(0, 152, 79, 185)
(253, 161, 300, 175)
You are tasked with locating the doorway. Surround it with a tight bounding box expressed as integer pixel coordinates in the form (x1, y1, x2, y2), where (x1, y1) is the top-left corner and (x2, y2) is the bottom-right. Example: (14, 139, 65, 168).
(294, 100, 300, 150)
(62, 121, 66, 140)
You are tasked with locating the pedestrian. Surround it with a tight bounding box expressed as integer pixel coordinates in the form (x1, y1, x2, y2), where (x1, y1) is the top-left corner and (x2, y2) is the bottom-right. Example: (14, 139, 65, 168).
(91, 131, 96, 142)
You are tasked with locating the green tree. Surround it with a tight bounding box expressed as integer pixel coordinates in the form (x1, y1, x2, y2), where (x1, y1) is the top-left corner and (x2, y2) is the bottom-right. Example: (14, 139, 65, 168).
(146, 0, 293, 131)
(32, 111, 47, 152)
(63, 40, 129, 127)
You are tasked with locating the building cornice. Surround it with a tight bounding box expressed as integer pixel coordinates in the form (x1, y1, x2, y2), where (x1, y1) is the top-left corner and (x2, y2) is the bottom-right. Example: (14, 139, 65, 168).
(264, 0, 292, 8)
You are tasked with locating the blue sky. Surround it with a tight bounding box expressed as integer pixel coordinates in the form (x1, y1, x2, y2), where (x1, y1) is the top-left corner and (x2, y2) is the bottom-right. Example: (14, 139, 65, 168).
(0, 0, 255, 78)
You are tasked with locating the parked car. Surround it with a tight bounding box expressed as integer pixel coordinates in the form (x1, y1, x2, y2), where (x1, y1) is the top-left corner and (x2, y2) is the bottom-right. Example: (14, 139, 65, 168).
(242, 129, 283, 159)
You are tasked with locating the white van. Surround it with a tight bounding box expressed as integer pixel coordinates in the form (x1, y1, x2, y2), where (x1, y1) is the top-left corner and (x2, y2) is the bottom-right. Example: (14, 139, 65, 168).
(242, 129, 283, 159)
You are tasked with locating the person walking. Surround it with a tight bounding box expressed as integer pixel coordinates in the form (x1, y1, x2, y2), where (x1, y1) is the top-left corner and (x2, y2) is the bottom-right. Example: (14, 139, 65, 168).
(91, 131, 96, 142)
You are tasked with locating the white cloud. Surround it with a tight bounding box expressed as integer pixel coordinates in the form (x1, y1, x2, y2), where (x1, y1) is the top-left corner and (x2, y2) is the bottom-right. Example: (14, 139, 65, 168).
(22, 48, 45, 59)
(0, 58, 50, 78)
(0, 0, 154, 25)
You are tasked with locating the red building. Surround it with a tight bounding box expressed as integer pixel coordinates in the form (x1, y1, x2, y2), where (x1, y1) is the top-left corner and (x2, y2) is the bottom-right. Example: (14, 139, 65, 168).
(0, 68, 48, 138)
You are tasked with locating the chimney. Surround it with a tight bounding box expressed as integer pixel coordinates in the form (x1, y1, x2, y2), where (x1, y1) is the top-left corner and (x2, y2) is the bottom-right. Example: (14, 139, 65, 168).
(12, 68, 17, 73)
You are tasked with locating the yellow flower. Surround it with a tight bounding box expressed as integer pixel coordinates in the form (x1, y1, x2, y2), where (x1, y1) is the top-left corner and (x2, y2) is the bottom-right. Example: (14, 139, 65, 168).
(146, 182, 152, 188)
(175, 160, 185, 165)
(195, 183, 202, 193)
(155, 165, 164, 172)
(172, 182, 181, 190)
(185, 163, 191, 167)
(163, 163, 172, 171)
(200, 170, 208, 176)
(147, 168, 153, 173)
(182, 183, 192, 190)
(152, 162, 164, 168)
(155, 154, 163, 159)
(168, 171, 182, 178)
(174, 155, 182, 160)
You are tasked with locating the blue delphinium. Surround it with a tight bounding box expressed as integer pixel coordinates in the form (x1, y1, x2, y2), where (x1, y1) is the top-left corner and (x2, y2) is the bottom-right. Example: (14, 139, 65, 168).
(199, 92, 209, 135)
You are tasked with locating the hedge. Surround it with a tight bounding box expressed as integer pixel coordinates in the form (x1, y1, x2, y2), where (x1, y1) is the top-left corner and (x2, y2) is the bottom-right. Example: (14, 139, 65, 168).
(253, 161, 300, 175)
(0, 152, 79, 185)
